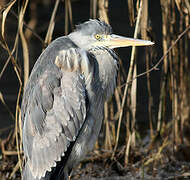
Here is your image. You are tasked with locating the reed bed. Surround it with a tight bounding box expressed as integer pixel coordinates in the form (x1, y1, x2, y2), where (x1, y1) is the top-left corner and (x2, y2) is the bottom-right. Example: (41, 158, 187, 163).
(0, 0, 190, 179)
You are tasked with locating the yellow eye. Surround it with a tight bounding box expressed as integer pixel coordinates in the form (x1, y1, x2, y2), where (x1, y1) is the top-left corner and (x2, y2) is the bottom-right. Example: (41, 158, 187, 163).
(95, 34, 102, 40)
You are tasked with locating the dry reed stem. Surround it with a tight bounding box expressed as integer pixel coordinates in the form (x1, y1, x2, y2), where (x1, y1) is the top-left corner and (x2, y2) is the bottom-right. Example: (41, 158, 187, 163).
(98, 0, 109, 24)
(0, 39, 7, 49)
(0, 92, 15, 120)
(0, 1, 190, 179)
(1, 150, 23, 156)
(18, 0, 29, 88)
(0, 125, 14, 136)
(127, 0, 135, 26)
(45, 0, 60, 46)
(9, 10, 45, 46)
(0, 0, 19, 81)
(2, 40, 22, 85)
(104, 102, 112, 150)
(110, 101, 116, 145)
(170, 0, 179, 145)
(90, 0, 92, 18)
(90, 0, 97, 19)
(124, 0, 143, 163)
(0, 32, 19, 80)
(160, 0, 168, 75)
(141, 0, 154, 138)
(65, 0, 68, 35)
(157, 80, 165, 132)
(24, 1, 37, 41)
(122, 25, 190, 86)
(124, 132, 132, 164)
(19, 106, 23, 151)
(1, 131, 14, 158)
(179, 17, 189, 144)
(67, 0, 73, 31)
(114, 88, 121, 113)
(144, 138, 170, 166)
(15, 86, 23, 173)
(97, 0, 112, 149)
(10, 161, 20, 178)
(1, 0, 16, 38)
(1, 0, 30, 175)
(184, 0, 190, 14)
(113, 0, 143, 159)
(64, 0, 73, 34)
(0, 0, 22, 86)
(16, 0, 30, 174)
(130, 65, 137, 147)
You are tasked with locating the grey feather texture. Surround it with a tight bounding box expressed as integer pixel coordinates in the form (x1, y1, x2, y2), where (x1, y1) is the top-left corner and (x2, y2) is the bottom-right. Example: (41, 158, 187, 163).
(22, 49, 88, 179)
(21, 19, 119, 180)
(75, 19, 112, 36)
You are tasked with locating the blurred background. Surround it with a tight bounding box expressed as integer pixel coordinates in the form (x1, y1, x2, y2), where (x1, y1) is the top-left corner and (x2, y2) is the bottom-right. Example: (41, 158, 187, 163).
(0, 0, 190, 179)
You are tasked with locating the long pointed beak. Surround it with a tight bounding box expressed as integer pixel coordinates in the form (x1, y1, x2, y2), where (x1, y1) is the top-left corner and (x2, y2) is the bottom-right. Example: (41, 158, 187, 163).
(105, 34, 154, 49)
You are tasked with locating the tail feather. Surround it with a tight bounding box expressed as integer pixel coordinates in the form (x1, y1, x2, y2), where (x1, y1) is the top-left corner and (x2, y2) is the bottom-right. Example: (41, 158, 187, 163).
(22, 163, 51, 180)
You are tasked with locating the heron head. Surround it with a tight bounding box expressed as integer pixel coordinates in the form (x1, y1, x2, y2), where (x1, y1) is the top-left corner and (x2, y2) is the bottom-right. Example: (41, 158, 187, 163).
(69, 19, 154, 50)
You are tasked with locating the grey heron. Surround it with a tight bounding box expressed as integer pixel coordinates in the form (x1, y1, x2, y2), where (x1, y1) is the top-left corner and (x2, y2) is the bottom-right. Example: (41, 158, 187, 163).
(21, 19, 154, 180)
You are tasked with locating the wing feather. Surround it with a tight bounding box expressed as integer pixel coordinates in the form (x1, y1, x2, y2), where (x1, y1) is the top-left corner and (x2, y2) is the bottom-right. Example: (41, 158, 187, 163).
(22, 48, 91, 178)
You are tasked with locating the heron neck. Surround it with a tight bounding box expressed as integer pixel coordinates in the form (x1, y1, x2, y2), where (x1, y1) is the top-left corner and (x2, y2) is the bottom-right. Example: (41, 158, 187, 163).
(90, 48, 118, 100)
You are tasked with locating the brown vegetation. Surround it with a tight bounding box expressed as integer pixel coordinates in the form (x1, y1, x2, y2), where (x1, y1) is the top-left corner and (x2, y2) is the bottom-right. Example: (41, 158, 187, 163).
(0, 0, 190, 179)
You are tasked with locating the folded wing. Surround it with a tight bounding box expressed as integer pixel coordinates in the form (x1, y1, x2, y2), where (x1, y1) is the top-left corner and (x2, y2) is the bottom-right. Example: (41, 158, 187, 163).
(22, 48, 92, 178)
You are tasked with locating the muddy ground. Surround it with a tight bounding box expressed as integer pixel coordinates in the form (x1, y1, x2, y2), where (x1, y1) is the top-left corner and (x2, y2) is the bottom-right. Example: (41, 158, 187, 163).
(1, 130, 190, 180)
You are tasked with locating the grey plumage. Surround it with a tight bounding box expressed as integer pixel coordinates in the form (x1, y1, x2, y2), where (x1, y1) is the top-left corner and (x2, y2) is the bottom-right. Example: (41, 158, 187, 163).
(21, 19, 153, 180)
